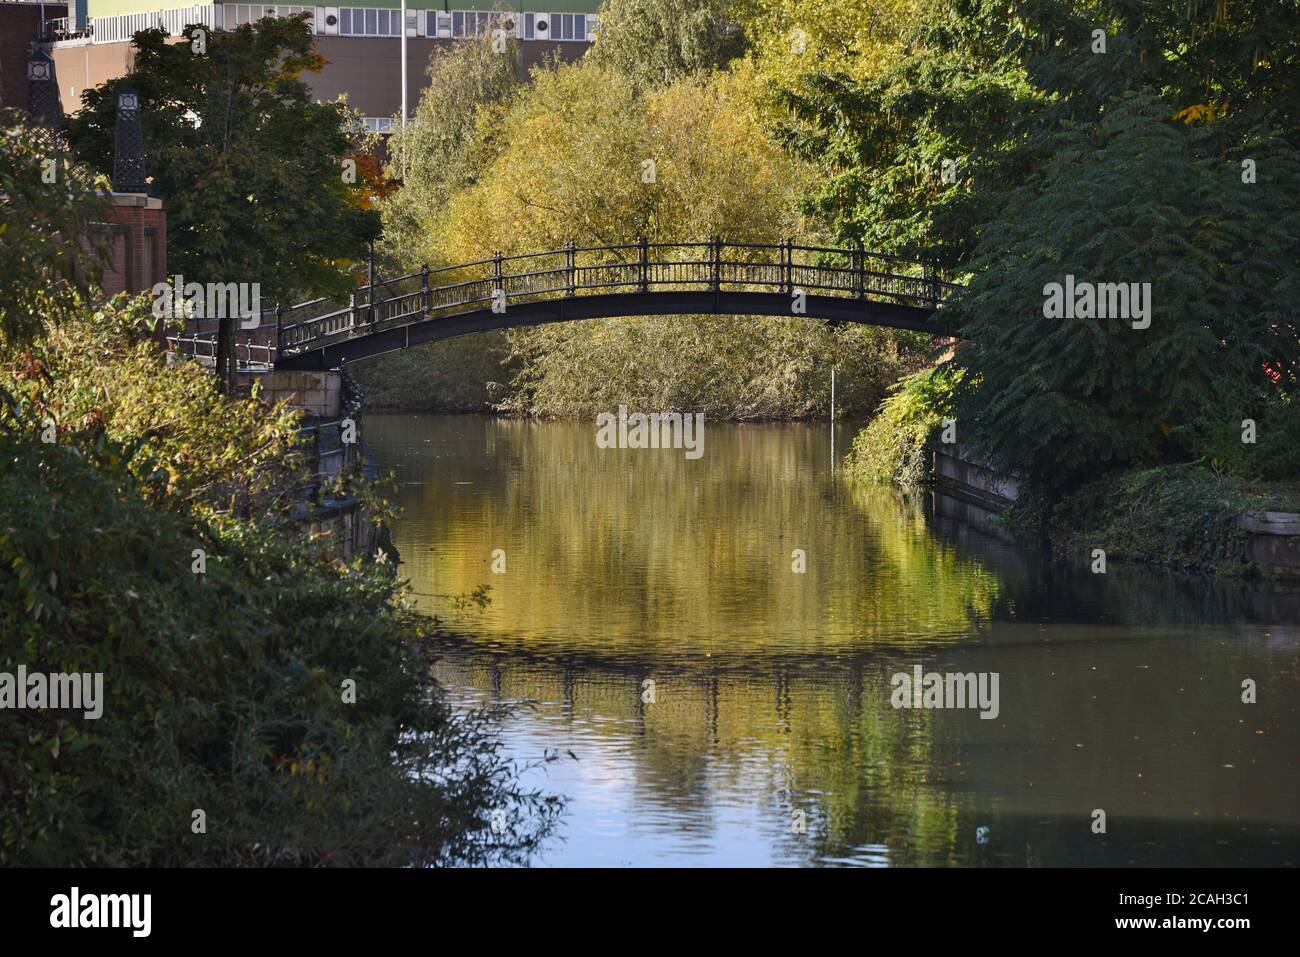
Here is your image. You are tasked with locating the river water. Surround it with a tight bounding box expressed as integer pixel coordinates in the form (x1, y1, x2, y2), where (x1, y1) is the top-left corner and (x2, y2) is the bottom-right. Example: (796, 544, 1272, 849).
(365, 413, 1299, 867)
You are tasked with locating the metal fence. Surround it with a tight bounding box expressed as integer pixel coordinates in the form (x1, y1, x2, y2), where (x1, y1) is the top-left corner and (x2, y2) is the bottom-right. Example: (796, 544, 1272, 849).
(167, 334, 275, 370)
(277, 239, 959, 360)
(45, 4, 218, 44)
(38, 16, 91, 41)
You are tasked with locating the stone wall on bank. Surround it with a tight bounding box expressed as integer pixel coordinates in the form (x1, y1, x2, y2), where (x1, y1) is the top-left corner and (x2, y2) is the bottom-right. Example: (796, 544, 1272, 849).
(930, 444, 1021, 538)
(248, 369, 343, 419)
(1242, 511, 1300, 578)
(264, 365, 388, 563)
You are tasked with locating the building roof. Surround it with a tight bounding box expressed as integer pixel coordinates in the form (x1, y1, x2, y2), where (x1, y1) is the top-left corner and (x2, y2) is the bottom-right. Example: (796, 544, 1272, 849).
(89, 0, 604, 15)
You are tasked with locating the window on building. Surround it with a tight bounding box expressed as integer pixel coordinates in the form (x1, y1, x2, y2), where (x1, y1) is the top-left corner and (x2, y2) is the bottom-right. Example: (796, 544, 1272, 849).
(525, 11, 562, 40)
(254, 8, 598, 43)
(428, 11, 451, 36)
(550, 13, 585, 41)
(447, 10, 500, 38)
(221, 4, 312, 30)
(338, 7, 400, 37)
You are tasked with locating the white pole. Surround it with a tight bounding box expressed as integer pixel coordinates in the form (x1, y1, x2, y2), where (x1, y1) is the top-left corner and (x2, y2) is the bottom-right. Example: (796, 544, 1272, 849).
(400, 0, 408, 130)
(830, 366, 836, 470)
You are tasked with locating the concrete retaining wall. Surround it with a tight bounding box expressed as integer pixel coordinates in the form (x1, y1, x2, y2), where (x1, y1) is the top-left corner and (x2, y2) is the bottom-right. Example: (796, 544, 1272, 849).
(250, 370, 343, 418)
(302, 498, 380, 562)
(1242, 511, 1300, 577)
(933, 445, 1022, 511)
(930, 450, 1300, 578)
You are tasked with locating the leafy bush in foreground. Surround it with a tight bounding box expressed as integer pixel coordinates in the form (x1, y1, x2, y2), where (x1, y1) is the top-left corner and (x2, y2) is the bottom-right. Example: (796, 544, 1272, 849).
(0, 297, 559, 865)
(0, 423, 558, 866)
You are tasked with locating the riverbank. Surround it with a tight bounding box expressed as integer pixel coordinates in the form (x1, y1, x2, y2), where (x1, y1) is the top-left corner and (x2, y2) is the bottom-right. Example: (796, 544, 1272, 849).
(1032, 465, 1300, 579)
(843, 367, 1300, 579)
(347, 321, 927, 420)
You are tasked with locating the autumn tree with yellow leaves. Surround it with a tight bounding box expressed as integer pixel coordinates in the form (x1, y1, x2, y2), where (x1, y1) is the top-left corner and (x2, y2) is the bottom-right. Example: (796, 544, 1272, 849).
(362, 15, 930, 418)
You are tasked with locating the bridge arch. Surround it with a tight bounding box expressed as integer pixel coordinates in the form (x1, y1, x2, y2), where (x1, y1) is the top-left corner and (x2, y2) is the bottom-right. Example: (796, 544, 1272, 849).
(270, 240, 958, 371)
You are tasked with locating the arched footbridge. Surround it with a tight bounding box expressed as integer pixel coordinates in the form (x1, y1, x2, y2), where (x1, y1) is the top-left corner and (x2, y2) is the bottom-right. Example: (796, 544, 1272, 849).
(209, 240, 960, 371)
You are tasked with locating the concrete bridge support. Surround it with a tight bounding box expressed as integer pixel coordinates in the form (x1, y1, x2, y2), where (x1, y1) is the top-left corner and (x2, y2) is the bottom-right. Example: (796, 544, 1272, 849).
(240, 369, 344, 418)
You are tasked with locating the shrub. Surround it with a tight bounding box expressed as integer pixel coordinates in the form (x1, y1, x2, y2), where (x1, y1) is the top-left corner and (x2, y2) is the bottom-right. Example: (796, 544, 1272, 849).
(0, 428, 558, 865)
(843, 364, 963, 487)
(1047, 465, 1300, 576)
(349, 334, 514, 414)
(0, 300, 559, 865)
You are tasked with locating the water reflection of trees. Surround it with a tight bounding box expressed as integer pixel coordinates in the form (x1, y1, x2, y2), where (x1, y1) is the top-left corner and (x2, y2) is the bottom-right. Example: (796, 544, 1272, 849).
(431, 633, 1298, 865)
(377, 415, 1006, 654)
(370, 415, 1299, 865)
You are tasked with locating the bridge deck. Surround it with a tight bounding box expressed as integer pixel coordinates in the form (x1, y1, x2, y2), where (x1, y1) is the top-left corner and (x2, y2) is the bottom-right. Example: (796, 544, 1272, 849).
(172, 241, 961, 371)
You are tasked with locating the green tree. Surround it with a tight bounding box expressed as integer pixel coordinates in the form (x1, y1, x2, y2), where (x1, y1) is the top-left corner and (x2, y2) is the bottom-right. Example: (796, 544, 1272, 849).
(739, 0, 918, 103)
(775, 0, 1036, 262)
(65, 17, 380, 391)
(589, 0, 748, 91)
(419, 62, 923, 417)
(950, 93, 1300, 484)
(382, 35, 524, 268)
(778, 0, 1300, 264)
(0, 136, 560, 861)
(0, 113, 107, 346)
(789, 1, 1300, 485)
(360, 37, 526, 411)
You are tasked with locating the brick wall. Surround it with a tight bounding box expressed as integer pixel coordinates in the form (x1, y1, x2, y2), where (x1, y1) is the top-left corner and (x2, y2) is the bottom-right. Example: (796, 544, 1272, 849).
(92, 193, 167, 296)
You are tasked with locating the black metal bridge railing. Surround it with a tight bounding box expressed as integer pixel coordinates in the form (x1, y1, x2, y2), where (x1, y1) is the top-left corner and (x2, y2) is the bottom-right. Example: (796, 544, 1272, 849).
(273, 239, 959, 361)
